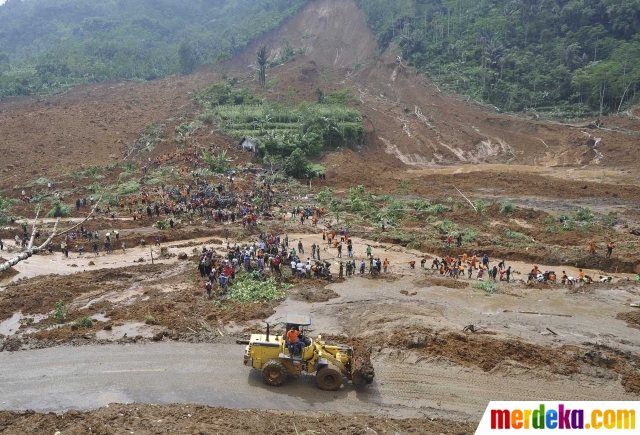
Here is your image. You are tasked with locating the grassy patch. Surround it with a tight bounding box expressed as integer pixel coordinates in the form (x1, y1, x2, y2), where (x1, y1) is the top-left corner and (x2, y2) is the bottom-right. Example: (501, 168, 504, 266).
(116, 180, 141, 195)
(474, 281, 497, 294)
(73, 316, 94, 329)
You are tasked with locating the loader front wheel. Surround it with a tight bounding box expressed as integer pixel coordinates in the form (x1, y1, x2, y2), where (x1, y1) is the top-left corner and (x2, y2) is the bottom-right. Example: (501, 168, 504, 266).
(261, 360, 288, 386)
(316, 364, 343, 391)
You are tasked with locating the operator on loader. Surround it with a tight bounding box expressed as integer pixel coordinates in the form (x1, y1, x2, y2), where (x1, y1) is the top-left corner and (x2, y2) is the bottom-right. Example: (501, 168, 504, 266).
(286, 326, 303, 358)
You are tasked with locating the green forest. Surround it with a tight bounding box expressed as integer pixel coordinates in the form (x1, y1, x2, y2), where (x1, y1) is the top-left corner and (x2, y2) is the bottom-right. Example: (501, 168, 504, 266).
(1, 0, 639, 116)
(356, 0, 640, 116)
(0, 0, 308, 100)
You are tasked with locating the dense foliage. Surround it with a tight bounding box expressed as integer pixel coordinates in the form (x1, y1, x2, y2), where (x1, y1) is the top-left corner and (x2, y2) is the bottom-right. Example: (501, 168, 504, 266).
(225, 273, 290, 302)
(356, 0, 640, 115)
(196, 83, 364, 177)
(0, 0, 309, 100)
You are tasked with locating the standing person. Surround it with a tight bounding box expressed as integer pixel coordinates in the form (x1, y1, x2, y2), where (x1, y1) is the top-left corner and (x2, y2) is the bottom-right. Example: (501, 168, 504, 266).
(589, 239, 596, 255)
(491, 265, 498, 282)
(339, 262, 344, 279)
(360, 259, 366, 274)
(383, 258, 389, 273)
(606, 241, 615, 258)
(337, 243, 342, 258)
(482, 253, 489, 269)
(506, 266, 511, 283)
(114, 230, 119, 240)
(456, 233, 463, 247)
(204, 281, 212, 299)
(298, 240, 304, 254)
(93, 241, 99, 256)
(366, 245, 372, 258)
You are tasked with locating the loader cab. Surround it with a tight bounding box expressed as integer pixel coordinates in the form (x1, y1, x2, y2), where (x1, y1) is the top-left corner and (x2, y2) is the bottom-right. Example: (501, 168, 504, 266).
(285, 313, 312, 350)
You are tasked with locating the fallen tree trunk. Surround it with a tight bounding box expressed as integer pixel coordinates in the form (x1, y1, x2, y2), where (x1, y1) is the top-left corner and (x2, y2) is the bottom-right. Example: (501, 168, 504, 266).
(0, 199, 101, 273)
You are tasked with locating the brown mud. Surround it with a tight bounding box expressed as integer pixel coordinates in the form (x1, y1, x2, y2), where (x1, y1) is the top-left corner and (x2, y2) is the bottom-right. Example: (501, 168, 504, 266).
(0, 404, 476, 435)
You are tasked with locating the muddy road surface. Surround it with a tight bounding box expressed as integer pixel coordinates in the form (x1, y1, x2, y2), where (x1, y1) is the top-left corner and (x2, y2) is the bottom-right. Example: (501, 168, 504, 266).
(1, 342, 635, 421)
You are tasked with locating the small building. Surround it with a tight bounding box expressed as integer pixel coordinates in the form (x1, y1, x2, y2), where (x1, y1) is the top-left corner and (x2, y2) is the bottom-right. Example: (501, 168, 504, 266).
(239, 137, 256, 152)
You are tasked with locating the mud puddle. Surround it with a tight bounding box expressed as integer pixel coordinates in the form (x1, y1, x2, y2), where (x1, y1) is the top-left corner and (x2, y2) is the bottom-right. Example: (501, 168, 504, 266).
(0, 313, 47, 336)
(95, 322, 160, 340)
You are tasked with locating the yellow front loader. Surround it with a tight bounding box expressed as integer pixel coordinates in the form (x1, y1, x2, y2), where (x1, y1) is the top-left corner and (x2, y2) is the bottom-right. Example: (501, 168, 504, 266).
(241, 314, 374, 391)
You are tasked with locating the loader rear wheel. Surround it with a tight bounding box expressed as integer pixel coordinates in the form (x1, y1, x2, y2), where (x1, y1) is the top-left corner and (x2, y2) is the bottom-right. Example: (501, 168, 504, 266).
(316, 364, 343, 391)
(261, 360, 288, 386)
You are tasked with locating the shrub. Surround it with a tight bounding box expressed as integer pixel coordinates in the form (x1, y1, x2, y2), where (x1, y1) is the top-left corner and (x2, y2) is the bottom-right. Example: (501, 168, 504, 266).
(52, 300, 67, 322)
(116, 180, 140, 195)
(144, 314, 158, 325)
(425, 215, 438, 223)
(0, 194, 15, 225)
(197, 112, 214, 125)
(602, 212, 618, 226)
(499, 201, 516, 214)
(27, 177, 50, 187)
(123, 160, 136, 173)
(427, 204, 451, 213)
(505, 229, 529, 240)
(474, 281, 497, 293)
(574, 207, 594, 222)
(474, 200, 488, 214)
(412, 199, 431, 212)
(434, 219, 455, 234)
(46, 200, 71, 218)
(73, 316, 94, 328)
(315, 187, 334, 204)
(462, 229, 479, 243)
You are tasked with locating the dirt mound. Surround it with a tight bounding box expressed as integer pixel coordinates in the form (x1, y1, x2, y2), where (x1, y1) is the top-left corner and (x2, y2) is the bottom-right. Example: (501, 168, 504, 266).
(617, 311, 640, 329)
(0, 257, 18, 282)
(351, 341, 375, 386)
(0, 404, 476, 435)
(376, 327, 640, 394)
(291, 286, 339, 302)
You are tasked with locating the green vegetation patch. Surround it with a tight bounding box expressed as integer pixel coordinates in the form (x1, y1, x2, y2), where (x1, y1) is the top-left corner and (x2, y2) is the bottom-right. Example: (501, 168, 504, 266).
(225, 274, 291, 303)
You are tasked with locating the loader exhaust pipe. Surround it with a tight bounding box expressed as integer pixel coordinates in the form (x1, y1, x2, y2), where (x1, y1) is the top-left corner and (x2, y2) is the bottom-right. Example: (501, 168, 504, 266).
(266, 322, 270, 341)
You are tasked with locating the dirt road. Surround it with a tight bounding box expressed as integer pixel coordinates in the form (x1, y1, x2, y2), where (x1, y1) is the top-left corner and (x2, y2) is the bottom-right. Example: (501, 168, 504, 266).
(0, 342, 634, 420)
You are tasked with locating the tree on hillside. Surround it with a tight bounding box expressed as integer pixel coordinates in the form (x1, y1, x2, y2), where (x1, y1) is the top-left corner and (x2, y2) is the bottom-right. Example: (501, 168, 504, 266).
(178, 42, 198, 75)
(283, 148, 310, 178)
(257, 45, 268, 88)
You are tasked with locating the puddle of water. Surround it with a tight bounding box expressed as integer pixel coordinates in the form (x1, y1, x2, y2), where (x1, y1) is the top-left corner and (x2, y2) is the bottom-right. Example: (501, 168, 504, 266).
(91, 313, 110, 322)
(0, 313, 53, 336)
(0, 312, 23, 336)
(95, 322, 159, 340)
